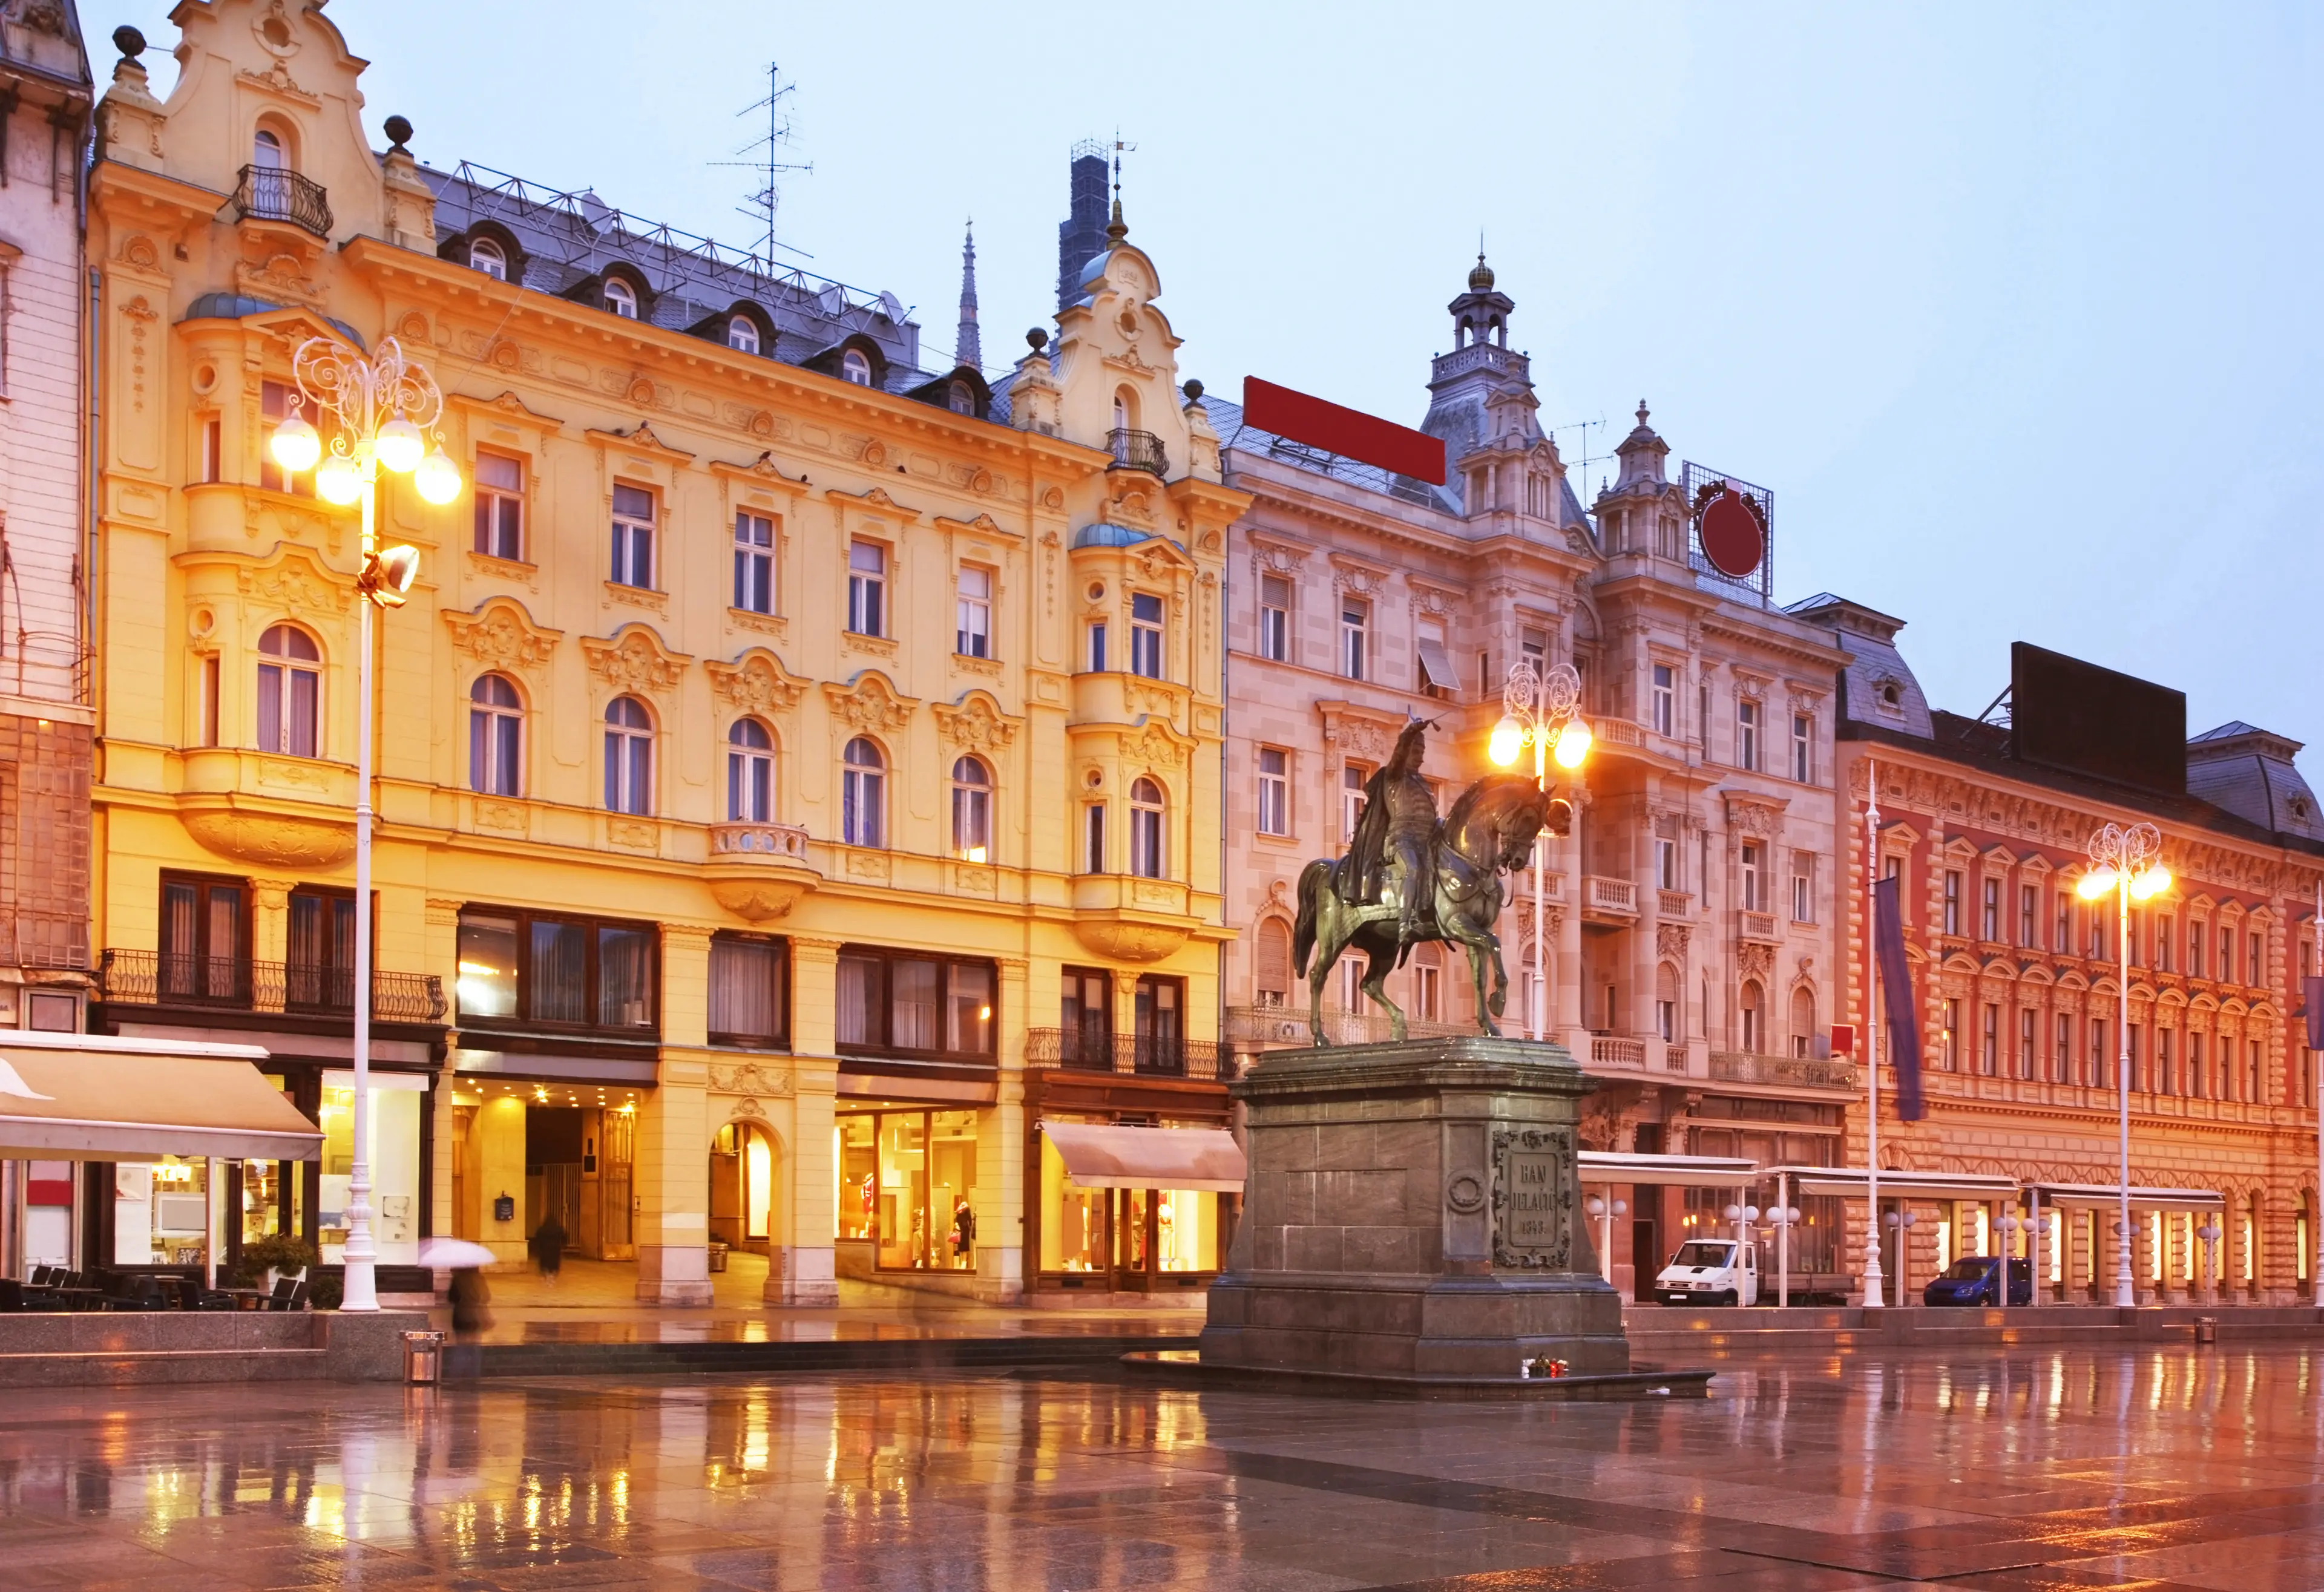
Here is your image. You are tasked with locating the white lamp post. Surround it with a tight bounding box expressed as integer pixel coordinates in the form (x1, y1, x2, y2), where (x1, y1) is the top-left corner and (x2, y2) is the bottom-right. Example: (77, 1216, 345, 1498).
(1488, 660, 1588, 1042)
(2076, 821, 2170, 1309)
(271, 335, 461, 1312)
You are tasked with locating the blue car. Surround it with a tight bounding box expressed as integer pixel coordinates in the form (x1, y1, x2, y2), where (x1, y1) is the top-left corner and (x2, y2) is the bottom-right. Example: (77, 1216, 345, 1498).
(1923, 1256, 2032, 1307)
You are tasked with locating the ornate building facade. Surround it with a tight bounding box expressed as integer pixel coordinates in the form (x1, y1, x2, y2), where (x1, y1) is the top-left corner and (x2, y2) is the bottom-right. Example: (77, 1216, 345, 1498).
(1215, 262, 1860, 1297)
(82, 0, 1241, 1303)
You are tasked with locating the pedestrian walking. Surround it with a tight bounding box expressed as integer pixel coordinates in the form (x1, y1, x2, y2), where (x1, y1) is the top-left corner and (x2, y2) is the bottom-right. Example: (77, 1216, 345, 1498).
(531, 1214, 566, 1283)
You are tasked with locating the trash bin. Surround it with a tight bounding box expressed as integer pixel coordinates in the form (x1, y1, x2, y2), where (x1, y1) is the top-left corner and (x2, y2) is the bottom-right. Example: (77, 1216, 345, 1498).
(2196, 1315, 2217, 1345)
(706, 1240, 729, 1274)
(402, 1329, 445, 1384)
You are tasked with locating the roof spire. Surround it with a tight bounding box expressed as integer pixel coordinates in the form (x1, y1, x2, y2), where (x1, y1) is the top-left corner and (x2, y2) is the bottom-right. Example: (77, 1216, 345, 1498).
(1106, 133, 1134, 246)
(955, 219, 982, 370)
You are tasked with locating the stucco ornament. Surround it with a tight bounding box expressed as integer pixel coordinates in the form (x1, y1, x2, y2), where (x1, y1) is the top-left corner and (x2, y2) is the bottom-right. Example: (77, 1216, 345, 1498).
(934, 692, 1019, 754)
(185, 808, 354, 868)
(706, 650, 806, 716)
(823, 671, 916, 734)
(582, 626, 689, 694)
(444, 599, 560, 672)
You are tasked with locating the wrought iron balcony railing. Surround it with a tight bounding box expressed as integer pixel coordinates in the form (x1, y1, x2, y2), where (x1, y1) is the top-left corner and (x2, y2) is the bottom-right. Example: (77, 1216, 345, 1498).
(1107, 427, 1167, 476)
(1706, 1050, 1857, 1090)
(232, 164, 333, 237)
(99, 949, 446, 1023)
(1025, 1026, 1227, 1080)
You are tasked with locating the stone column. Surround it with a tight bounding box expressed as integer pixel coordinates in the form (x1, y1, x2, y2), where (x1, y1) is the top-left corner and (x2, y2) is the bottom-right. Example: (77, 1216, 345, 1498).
(425, 899, 462, 1239)
(977, 955, 1028, 1304)
(634, 1053, 712, 1306)
(252, 877, 294, 1011)
(784, 935, 844, 1306)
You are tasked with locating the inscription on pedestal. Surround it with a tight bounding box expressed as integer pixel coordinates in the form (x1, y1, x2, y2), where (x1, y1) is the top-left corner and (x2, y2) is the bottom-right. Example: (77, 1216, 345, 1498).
(1491, 1127, 1574, 1269)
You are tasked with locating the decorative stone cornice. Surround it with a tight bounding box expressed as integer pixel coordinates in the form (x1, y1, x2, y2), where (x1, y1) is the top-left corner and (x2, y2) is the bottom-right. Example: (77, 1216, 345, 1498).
(1118, 715, 1195, 772)
(822, 670, 916, 734)
(582, 624, 690, 695)
(705, 649, 808, 717)
(933, 690, 1020, 755)
(444, 598, 561, 674)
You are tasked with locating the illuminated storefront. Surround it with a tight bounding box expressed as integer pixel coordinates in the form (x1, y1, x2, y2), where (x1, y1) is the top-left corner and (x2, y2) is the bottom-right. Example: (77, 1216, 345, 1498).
(834, 1109, 981, 1273)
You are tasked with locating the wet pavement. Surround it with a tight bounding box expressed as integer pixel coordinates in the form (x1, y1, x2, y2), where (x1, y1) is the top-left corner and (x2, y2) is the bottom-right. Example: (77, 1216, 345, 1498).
(2, 1345, 2320, 1588)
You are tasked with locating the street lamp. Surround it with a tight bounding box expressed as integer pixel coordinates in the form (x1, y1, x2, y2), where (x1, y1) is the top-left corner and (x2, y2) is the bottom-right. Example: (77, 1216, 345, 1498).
(270, 335, 461, 1313)
(1488, 660, 1587, 1042)
(2076, 820, 2170, 1309)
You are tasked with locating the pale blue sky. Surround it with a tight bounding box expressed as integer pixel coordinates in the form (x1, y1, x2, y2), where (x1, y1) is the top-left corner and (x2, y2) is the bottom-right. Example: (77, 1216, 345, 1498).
(112, 1, 2324, 775)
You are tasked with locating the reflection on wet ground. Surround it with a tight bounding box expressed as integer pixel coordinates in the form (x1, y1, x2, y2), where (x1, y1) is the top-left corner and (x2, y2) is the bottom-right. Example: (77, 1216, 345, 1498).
(2, 1345, 2321, 1588)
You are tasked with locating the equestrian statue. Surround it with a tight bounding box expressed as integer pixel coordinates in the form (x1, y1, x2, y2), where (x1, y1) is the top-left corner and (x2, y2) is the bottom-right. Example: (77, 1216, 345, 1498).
(1292, 718, 1571, 1046)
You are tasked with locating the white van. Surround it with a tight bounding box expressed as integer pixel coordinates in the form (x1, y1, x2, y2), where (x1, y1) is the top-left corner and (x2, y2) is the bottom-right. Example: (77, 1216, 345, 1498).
(1653, 1237, 1758, 1306)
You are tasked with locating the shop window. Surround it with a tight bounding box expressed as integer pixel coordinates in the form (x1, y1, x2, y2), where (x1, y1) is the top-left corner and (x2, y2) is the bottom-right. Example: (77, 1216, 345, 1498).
(474, 450, 525, 559)
(454, 906, 657, 1034)
(1062, 966, 1112, 1066)
(836, 1108, 980, 1271)
(734, 510, 776, 614)
(835, 946, 997, 1060)
(159, 873, 249, 1004)
(1036, 1123, 1223, 1280)
(708, 933, 788, 1048)
(318, 1074, 424, 1266)
(256, 624, 321, 758)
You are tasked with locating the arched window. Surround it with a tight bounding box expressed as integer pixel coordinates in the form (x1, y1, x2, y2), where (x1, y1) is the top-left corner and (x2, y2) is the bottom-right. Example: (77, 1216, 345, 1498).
(1790, 986, 1816, 1059)
(469, 236, 507, 280)
(841, 347, 872, 386)
(603, 696, 653, 814)
(1255, 919, 1292, 1006)
(1112, 388, 1136, 432)
(841, 738, 885, 847)
(948, 380, 973, 415)
(950, 756, 992, 862)
(256, 624, 320, 758)
(1655, 962, 1680, 1042)
(728, 315, 759, 354)
(468, 673, 522, 796)
(603, 277, 637, 319)
(1129, 776, 1165, 879)
(726, 718, 774, 823)
(1739, 980, 1764, 1054)
(252, 127, 285, 169)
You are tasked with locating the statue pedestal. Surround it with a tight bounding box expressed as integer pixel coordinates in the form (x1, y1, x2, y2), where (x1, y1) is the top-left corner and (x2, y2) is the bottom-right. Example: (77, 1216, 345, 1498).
(1201, 1037, 1630, 1380)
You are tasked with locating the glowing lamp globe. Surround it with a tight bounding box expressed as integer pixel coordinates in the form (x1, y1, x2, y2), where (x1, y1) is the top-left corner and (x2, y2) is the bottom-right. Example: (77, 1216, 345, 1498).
(375, 416, 426, 474)
(2076, 868, 2118, 900)
(2130, 865, 2171, 901)
(315, 453, 364, 506)
(269, 414, 321, 474)
(413, 445, 462, 506)
(1488, 715, 1524, 768)
(1552, 718, 1593, 769)
(364, 543, 422, 608)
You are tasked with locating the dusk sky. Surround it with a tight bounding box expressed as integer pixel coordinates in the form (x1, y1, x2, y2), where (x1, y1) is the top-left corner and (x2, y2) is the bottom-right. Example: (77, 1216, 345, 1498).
(111, 1, 2324, 772)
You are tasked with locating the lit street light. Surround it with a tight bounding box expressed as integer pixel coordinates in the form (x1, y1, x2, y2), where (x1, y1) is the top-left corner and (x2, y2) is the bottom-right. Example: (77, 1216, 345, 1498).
(1488, 660, 1587, 1041)
(2076, 820, 2170, 1309)
(271, 335, 460, 1312)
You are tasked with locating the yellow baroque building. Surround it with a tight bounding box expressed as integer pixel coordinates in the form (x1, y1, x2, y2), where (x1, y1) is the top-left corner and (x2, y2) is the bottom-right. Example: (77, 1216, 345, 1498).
(85, 1, 1244, 1304)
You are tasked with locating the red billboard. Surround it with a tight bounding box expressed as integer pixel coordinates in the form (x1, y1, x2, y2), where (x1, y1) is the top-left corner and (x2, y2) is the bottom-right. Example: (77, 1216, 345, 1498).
(1241, 377, 1446, 485)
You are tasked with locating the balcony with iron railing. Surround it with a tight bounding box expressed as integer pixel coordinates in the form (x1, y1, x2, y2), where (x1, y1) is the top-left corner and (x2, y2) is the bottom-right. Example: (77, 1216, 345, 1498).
(98, 949, 446, 1024)
(232, 164, 333, 237)
(1107, 428, 1167, 476)
(1025, 1026, 1227, 1081)
(1707, 1050, 1857, 1090)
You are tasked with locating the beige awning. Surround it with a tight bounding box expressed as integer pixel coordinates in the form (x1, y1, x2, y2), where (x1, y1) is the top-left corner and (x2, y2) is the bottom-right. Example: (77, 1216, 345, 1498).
(1042, 1121, 1247, 1192)
(1416, 637, 1460, 694)
(1579, 1151, 1760, 1189)
(0, 1033, 320, 1162)
(1767, 1165, 2020, 1201)
(2027, 1183, 2225, 1213)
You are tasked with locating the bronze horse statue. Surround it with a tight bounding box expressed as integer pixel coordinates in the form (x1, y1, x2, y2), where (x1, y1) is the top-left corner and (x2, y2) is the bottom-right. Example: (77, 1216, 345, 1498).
(1292, 771, 1552, 1044)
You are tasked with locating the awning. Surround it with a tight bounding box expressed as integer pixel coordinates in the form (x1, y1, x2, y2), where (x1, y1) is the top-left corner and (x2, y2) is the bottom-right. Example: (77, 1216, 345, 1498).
(1767, 1165, 2021, 1201)
(1415, 637, 1460, 695)
(1042, 1121, 1247, 1192)
(0, 1033, 320, 1162)
(2026, 1183, 2225, 1213)
(1578, 1151, 1760, 1189)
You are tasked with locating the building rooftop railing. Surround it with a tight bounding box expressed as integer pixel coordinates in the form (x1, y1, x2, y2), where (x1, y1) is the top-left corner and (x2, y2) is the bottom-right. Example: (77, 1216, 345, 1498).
(97, 949, 446, 1024)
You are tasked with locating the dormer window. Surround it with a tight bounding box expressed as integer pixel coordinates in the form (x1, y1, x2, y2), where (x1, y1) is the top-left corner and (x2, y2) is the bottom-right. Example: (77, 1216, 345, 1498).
(603, 278, 637, 319)
(841, 348, 872, 386)
(729, 315, 758, 354)
(949, 381, 973, 415)
(470, 237, 507, 280)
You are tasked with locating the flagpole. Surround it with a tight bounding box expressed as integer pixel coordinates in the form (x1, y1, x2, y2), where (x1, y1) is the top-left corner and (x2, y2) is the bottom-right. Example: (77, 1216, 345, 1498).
(1862, 758, 1885, 1311)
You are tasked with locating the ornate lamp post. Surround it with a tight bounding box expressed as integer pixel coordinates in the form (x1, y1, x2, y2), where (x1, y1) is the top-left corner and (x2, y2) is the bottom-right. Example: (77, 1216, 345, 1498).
(1488, 661, 1589, 1041)
(2076, 820, 2170, 1309)
(269, 335, 461, 1312)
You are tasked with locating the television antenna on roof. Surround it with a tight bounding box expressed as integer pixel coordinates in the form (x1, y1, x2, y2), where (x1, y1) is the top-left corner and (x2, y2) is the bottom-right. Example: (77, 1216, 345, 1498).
(714, 61, 815, 266)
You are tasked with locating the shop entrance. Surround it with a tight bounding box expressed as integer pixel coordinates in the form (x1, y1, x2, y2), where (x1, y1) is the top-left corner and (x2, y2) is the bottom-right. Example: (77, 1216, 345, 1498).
(709, 1121, 782, 1256)
(450, 1079, 638, 1262)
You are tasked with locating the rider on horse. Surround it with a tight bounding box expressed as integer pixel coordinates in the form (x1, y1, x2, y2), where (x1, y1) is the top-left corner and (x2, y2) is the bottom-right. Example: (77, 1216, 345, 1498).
(1335, 718, 1437, 946)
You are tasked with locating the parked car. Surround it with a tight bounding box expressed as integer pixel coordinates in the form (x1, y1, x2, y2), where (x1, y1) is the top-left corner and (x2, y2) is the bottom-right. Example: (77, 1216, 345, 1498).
(1654, 1237, 1758, 1306)
(1922, 1255, 2033, 1307)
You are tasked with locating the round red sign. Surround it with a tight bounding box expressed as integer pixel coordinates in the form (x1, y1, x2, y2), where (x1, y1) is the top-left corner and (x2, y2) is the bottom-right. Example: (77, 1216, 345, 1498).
(1698, 490, 1764, 578)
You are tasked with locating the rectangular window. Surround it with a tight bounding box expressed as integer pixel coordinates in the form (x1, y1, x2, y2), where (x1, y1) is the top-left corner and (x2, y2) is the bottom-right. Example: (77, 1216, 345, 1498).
(2190, 1031, 2206, 1098)
(707, 934, 789, 1047)
(2020, 884, 2038, 948)
(1341, 599, 1368, 681)
(1061, 968, 1112, 1066)
(1258, 575, 1290, 662)
(1083, 802, 1106, 874)
(1134, 975, 1184, 1072)
(609, 483, 655, 589)
(2190, 922, 2206, 979)
(1981, 878, 2001, 942)
(474, 451, 526, 560)
(258, 382, 313, 496)
(1414, 958, 1441, 1024)
(2129, 1024, 2144, 1092)
(1130, 593, 1165, 680)
(201, 418, 222, 484)
(1790, 851, 1814, 923)
(1699, 683, 1711, 752)
(199, 655, 220, 747)
(1256, 747, 1289, 837)
(2056, 891, 2073, 953)
(1980, 1003, 1999, 1076)
(284, 886, 356, 1010)
(847, 540, 886, 635)
(834, 946, 997, 1060)
(1476, 650, 1492, 699)
(2158, 1027, 2176, 1095)
(1651, 664, 1675, 737)
(2250, 932, 2264, 986)
(2055, 1012, 2073, 1084)
(1943, 871, 1963, 936)
(159, 873, 249, 1004)
(2020, 1007, 2037, 1080)
(1942, 998, 1962, 1071)
(1791, 713, 1811, 782)
(1736, 700, 1759, 771)
(2219, 926, 2234, 982)
(1416, 618, 1453, 699)
(1343, 764, 1370, 845)
(1655, 836, 1678, 893)
(733, 510, 776, 614)
(2156, 916, 2174, 973)
(1739, 842, 1764, 912)
(2092, 1018, 2108, 1089)
(1086, 619, 1108, 673)
(453, 907, 657, 1034)
(955, 564, 993, 658)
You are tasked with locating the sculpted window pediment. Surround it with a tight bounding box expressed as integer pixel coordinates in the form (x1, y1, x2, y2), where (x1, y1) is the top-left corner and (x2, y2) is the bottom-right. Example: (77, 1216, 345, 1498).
(444, 598, 561, 674)
(582, 623, 690, 695)
(449, 388, 565, 437)
(705, 648, 809, 717)
(933, 690, 1022, 755)
(585, 421, 694, 467)
(711, 451, 810, 497)
(826, 484, 923, 524)
(823, 669, 917, 733)
(1118, 715, 1194, 774)
(229, 545, 353, 618)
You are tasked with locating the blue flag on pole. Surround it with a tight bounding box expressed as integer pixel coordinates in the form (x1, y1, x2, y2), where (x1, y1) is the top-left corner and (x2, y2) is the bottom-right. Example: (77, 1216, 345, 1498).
(1874, 876, 1924, 1122)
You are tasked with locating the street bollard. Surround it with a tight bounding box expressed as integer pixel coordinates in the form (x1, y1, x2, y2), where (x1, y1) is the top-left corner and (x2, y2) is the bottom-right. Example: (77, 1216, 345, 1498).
(2195, 1316, 2217, 1346)
(402, 1328, 446, 1384)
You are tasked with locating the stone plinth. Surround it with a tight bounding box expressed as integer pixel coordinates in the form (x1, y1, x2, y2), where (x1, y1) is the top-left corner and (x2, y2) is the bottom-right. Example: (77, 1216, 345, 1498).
(1201, 1037, 1628, 1379)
